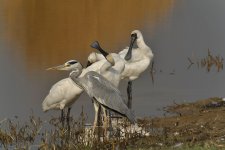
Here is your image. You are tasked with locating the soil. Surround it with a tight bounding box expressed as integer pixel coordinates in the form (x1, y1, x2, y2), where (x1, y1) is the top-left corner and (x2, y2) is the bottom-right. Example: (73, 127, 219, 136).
(134, 97, 225, 149)
(1, 97, 225, 149)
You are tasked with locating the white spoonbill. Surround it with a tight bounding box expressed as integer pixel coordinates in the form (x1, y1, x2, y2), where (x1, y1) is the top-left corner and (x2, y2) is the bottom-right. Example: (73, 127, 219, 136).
(87, 30, 154, 108)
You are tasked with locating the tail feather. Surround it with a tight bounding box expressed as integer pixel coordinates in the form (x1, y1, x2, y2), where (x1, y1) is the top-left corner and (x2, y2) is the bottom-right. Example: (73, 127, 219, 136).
(42, 102, 49, 112)
(42, 98, 49, 112)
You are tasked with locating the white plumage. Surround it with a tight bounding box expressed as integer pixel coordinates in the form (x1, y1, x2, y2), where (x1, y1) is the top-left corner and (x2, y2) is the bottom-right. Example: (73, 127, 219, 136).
(87, 30, 154, 108)
(42, 30, 151, 130)
(42, 42, 130, 130)
(119, 30, 154, 80)
(87, 30, 154, 81)
(42, 78, 83, 111)
(42, 60, 84, 112)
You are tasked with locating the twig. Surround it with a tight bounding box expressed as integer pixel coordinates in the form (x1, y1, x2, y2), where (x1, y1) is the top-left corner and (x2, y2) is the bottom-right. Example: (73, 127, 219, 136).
(149, 60, 155, 84)
(187, 57, 194, 69)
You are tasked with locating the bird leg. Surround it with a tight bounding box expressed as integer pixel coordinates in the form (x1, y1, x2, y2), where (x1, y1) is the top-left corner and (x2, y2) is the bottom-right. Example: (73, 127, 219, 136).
(108, 111, 113, 138)
(93, 101, 100, 135)
(127, 81, 132, 109)
(102, 109, 114, 139)
(102, 108, 108, 138)
(66, 107, 71, 131)
(61, 109, 65, 127)
(97, 105, 102, 141)
(92, 117, 97, 134)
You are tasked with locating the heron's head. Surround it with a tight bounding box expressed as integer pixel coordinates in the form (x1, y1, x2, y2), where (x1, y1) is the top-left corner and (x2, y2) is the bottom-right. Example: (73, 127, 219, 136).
(46, 60, 83, 71)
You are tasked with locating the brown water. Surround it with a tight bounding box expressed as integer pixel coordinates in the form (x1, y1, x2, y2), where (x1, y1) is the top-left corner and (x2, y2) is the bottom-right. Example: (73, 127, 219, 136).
(1, 0, 225, 121)
(1, 0, 174, 68)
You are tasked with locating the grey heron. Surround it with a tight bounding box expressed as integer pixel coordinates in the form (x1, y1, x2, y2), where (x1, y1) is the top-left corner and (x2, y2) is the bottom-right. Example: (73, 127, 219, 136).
(90, 41, 127, 134)
(69, 70, 135, 124)
(87, 30, 154, 109)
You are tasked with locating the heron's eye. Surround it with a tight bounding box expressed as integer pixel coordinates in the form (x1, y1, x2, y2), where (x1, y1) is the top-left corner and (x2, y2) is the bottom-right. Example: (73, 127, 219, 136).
(68, 61, 77, 65)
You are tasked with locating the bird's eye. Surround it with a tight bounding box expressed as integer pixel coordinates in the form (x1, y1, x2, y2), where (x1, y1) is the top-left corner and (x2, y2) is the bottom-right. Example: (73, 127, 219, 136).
(131, 33, 137, 38)
(68, 61, 77, 65)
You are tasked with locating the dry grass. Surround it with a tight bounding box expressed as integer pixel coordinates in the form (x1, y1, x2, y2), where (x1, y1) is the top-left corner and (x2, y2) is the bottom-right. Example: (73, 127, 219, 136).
(1, 97, 225, 149)
(188, 49, 223, 72)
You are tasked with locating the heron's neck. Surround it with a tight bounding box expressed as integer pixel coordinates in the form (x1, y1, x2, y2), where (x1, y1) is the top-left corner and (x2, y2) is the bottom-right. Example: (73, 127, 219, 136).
(69, 71, 83, 89)
(71, 65, 83, 77)
(72, 70, 82, 78)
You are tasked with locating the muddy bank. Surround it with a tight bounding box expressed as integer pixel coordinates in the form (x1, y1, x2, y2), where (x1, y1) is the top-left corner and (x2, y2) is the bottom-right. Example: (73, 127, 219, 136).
(133, 97, 225, 149)
(1, 97, 225, 149)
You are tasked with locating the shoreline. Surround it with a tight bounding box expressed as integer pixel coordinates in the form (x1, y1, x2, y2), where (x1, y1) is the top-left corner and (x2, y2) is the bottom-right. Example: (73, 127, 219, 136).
(1, 97, 225, 149)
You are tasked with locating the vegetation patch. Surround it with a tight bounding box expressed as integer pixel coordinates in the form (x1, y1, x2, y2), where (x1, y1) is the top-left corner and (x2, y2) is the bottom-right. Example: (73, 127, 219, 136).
(1, 97, 225, 149)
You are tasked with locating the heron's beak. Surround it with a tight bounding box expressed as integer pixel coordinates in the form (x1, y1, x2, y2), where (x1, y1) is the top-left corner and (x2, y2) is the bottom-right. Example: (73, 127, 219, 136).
(90, 41, 109, 57)
(46, 64, 67, 71)
(125, 34, 137, 61)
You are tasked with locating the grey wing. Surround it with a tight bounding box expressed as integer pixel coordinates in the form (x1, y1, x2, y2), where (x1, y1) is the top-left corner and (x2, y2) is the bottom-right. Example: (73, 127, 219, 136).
(77, 71, 135, 123)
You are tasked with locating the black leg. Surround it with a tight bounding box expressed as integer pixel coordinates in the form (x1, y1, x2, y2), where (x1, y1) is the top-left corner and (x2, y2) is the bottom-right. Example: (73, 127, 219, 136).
(61, 109, 65, 127)
(66, 107, 71, 131)
(127, 81, 132, 109)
